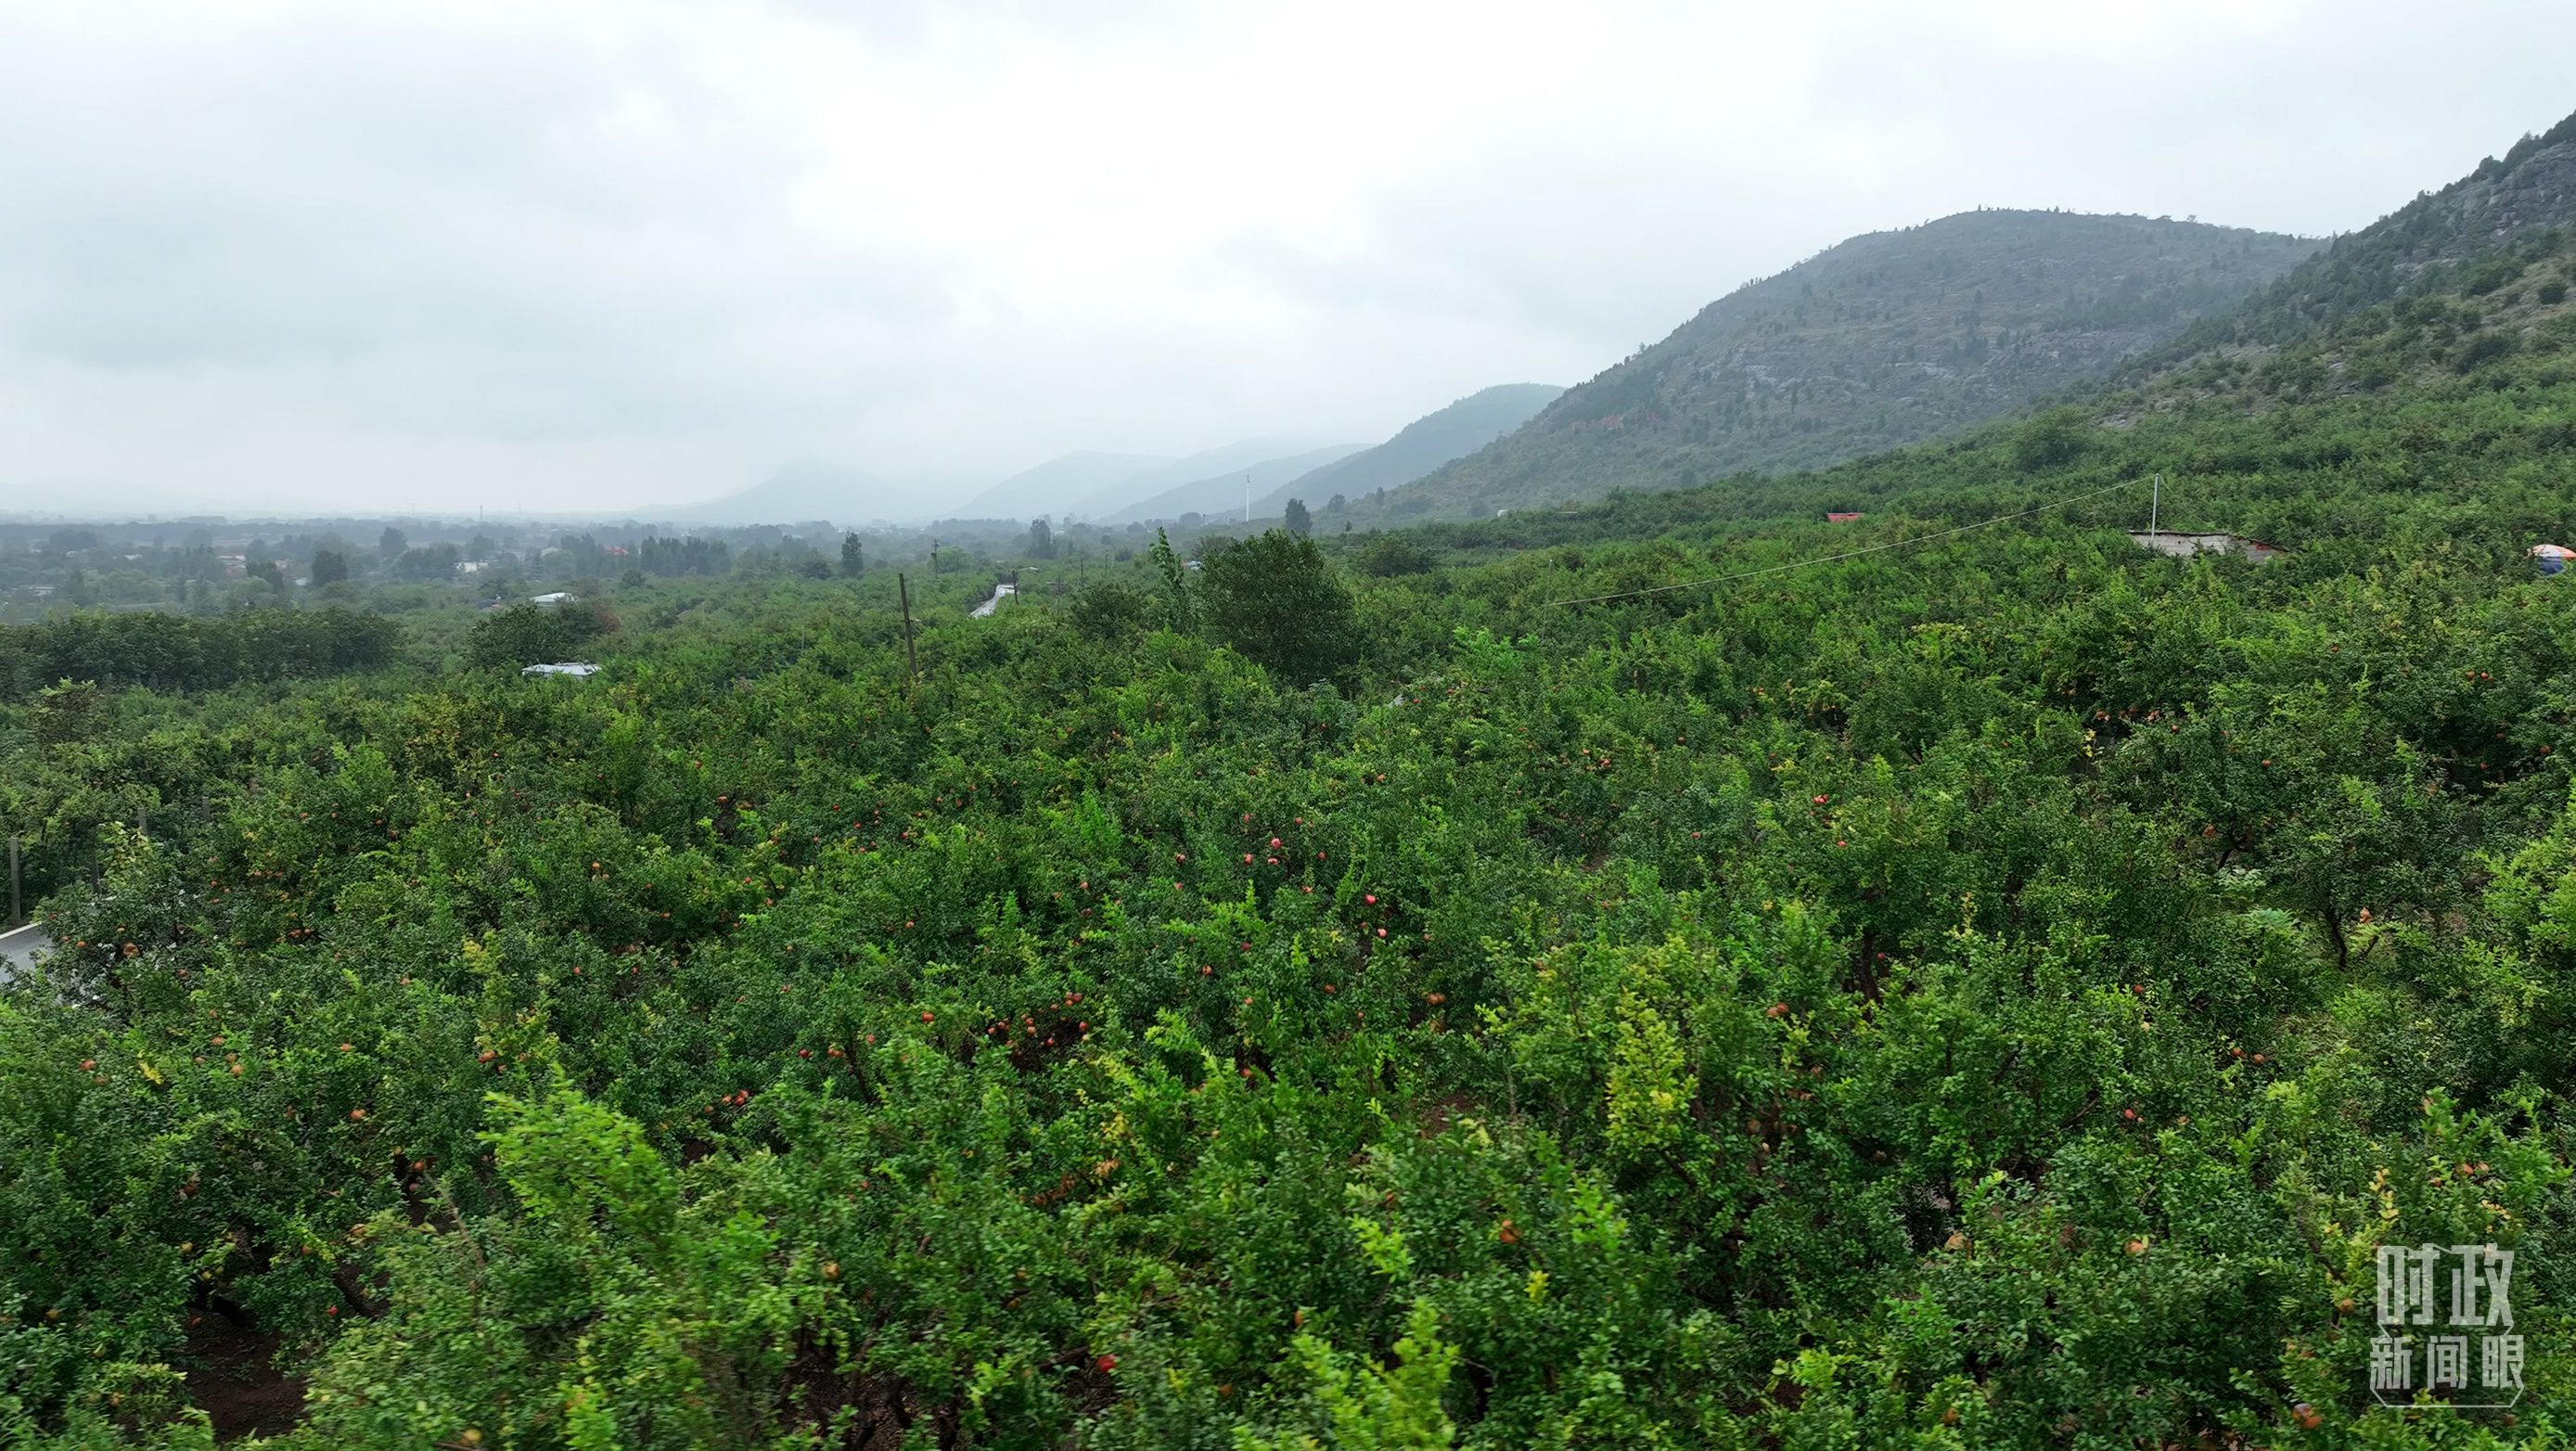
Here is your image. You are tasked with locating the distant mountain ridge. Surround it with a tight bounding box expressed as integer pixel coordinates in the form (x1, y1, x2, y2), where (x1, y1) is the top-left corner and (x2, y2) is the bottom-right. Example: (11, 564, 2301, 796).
(1253, 384, 1561, 516)
(961, 451, 1175, 522)
(1387, 210, 2321, 518)
(1098, 443, 1365, 526)
(683, 458, 887, 526)
(1066, 439, 1336, 522)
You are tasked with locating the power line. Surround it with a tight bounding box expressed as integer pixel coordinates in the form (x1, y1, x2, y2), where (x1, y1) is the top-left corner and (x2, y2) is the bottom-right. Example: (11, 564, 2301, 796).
(1547, 476, 2153, 609)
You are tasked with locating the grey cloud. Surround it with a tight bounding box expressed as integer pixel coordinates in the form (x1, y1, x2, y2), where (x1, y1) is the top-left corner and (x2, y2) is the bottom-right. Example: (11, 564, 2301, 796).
(3, 0, 2575, 516)
(0, 1, 965, 467)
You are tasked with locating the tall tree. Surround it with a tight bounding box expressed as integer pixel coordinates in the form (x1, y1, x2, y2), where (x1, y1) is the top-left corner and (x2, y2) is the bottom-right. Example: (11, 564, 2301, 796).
(1028, 518, 1055, 559)
(1147, 527, 1195, 633)
(1196, 528, 1356, 686)
(378, 526, 406, 562)
(310, 548, 350, 587)
(839, 533, 865, 577)
(1282, 498, 1312, 537)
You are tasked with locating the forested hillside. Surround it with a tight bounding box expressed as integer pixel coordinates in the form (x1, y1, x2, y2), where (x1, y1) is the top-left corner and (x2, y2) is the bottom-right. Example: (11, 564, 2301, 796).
(1382, 211, 2316, 519)
(2083, 112, 2576, 430)
(9, 183, 2576, 1445)
(2130, 109, 2576, 370)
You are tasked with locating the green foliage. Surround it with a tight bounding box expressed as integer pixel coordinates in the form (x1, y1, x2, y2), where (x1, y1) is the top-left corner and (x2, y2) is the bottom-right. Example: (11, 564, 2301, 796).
(1239, 1301, 1458, 1451)
(0, 608, 399, 703)
(1196, 530, 1359, 686)
(17, 122, 2576, 1451)
(391, 543, 459, 582)
(1355, 535, 1435, 578)
(1147, 527, 1197, 632)
(2010, 405, 2094, 472)
(294, 1093, 819, 1450)
(465, 602, 608, 671)
(1067, 582, 1153, 645)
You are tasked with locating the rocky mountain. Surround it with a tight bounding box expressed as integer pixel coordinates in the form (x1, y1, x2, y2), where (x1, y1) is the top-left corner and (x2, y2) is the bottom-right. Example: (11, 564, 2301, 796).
(1252, 384, 1561, 516)
(1496, 109, 2576, 554)
(2114, 109, 2576, 388)
(1385, 211, 2320, 519)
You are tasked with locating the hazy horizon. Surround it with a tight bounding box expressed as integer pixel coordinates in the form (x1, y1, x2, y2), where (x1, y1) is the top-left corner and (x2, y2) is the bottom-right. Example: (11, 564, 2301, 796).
(5, 0, 2575, 520)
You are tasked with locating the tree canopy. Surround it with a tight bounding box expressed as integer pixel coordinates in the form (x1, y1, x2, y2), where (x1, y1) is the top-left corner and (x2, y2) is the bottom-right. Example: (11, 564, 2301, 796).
(1196, 528, 1357, 686)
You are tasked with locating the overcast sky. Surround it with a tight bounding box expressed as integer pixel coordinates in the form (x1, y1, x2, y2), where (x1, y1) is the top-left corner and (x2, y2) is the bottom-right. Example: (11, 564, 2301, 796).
(4, 0, 2572, 520)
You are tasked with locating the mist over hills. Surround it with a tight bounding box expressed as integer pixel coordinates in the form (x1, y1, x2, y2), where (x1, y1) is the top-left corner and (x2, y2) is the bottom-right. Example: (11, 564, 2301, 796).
(618, 141, 2576, 537)
(958, 451, 1177, 523)
(955, 388, 1567, 533)
(1382, 211, 2321, 520)
(1052, 439, 1331, 522)
(1096, 443, 1365, 526)
(1251, 384, 1562, 517)
(678, 458, 892, 527)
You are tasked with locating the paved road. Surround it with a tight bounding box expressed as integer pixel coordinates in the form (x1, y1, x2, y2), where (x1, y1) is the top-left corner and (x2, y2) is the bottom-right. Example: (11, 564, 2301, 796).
(0, 921, 50, 982)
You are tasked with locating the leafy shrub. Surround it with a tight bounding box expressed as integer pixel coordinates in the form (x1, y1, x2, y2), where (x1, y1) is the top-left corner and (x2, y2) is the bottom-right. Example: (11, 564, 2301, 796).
(1356, 535, 1436, 576)
(465, 602, 607, 670)
(1196, 529, 1359, 686)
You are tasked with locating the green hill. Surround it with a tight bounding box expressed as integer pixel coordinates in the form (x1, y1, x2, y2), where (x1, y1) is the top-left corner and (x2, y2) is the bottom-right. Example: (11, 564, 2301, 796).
(2099, 110, 2576, 414)
(1252, 383, 1562, 516)
(1382, 211, 2319, 519)
(1382, 112, 2576, 572)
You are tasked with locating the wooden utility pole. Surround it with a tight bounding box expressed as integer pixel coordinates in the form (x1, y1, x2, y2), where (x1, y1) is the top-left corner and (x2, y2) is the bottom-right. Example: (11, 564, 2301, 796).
(897, 572, 919, 685)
